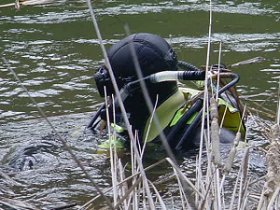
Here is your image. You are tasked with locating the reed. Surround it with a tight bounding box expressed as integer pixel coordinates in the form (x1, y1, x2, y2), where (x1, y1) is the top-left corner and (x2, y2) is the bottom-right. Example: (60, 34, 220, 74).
(260, 79, 280, 209)
(0, 0, 54, 9)
(0, 198, 40, 210)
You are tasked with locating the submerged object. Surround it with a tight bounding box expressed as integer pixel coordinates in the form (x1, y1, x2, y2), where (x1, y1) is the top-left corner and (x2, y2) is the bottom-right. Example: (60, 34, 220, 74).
(7, 141, 58, 171)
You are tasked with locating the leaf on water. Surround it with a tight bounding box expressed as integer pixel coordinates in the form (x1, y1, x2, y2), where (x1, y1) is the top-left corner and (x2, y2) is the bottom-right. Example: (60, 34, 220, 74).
(230, 57, 266, 67)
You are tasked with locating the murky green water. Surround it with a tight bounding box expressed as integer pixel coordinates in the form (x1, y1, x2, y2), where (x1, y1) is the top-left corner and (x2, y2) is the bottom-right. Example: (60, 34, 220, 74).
(0, 0, 279, 209)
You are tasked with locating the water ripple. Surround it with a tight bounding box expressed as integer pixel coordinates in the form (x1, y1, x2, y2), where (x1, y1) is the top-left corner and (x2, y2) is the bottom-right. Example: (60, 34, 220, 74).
(0, 1, 278, 25)
(169, 32, 280, 51)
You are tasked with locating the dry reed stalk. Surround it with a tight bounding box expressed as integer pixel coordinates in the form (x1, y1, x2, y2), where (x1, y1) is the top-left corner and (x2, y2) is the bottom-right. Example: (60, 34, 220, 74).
(108, 124, 150, 209)
(219, 105, 228, 130)
(216, 42, 222, 100)
(195, 157, 201, 207)
(196, 0, 213, 200)
(114, 177, 142, 209)
(148, 180, 167, 210)
(247, 104, 275, 119)
(118, 159, 129, 209)
(226, 147, 251, 210)
(267, 186, 280, 210)
(220, 131, 241, 206)
(229, 167, 242, 210)
(210, 97, 221, 165)
(143, 95, 159, 144)
(135, 141, 156, 209)
(277, 79, 280, 125)
(129, 132, 160, 209)
(130, 134, 137, 209)
(262, 124, 280, 209)
(0, 198, 40, 210)
(130, 137, 140, 210)
(237, 148, 250, 210)
(199, 129, 214, 207)
(110, 140, 118, 206)
(198, 172, 215, 210)
(172, 166, 190, 209)
(214, 169, 222, 209)
(166, 158, 203, 198)
(0, 0, 53, 9)
(209, 66, 215, 97)
(0, 170, 24, 187)
(123, 25, 177, 164)
(103, 89, 117, 206)
(79, 159, 168, 209)
(223, 106, 247, 176)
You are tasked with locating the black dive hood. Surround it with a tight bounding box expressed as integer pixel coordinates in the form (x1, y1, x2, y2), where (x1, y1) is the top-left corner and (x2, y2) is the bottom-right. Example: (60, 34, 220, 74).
(94, 33, 179, 105)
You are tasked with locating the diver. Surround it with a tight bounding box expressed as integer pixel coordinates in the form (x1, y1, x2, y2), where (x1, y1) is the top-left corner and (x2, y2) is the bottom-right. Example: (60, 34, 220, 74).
(88, 33, 246, 152)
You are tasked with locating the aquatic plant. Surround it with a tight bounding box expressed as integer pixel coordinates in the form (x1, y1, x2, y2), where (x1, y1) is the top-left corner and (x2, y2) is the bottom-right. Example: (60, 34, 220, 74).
(0, 0, 54, 10)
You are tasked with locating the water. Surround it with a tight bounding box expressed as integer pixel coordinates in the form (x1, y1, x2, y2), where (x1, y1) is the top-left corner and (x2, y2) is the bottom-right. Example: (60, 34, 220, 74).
(0, 0, 279, 209)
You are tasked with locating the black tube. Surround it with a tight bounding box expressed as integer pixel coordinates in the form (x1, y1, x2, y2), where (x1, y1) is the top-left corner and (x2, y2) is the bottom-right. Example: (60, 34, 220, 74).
(91, 119, 101, 130)
(217, 73, 240, 97)
(178, 61, 201, 71)
(87, 104, 105, 129)
(167, 99, 203, 148)
(175, 110, 203, 151)
(174, 72, 240, 151)
(180, 71, 205, 80)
